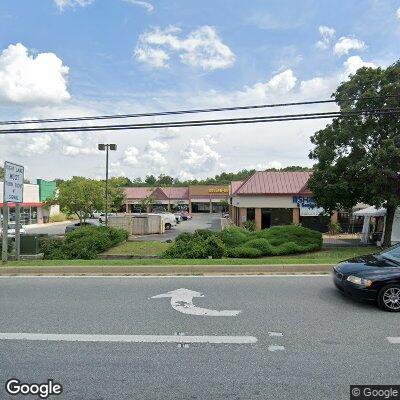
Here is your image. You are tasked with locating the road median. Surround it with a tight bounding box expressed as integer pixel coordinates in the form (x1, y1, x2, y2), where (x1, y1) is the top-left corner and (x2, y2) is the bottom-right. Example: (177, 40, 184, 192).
(0, 263, 333, 276)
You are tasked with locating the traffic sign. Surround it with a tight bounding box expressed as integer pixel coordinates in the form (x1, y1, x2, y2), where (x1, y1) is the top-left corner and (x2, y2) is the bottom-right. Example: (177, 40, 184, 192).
(3, 161, 24, 204)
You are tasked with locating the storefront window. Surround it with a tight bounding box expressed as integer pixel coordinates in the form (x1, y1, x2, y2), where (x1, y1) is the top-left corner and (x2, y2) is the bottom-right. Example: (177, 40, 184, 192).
(247, 208, 255, 221)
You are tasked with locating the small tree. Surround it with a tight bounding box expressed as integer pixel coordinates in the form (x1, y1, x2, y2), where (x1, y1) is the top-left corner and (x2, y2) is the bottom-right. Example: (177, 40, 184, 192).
(56, 177, 104, 223)
(139, 194, 155, 213)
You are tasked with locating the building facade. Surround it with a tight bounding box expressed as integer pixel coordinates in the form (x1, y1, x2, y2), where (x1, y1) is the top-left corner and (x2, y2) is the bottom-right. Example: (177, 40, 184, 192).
(124, 185, 229, 213)
(230, 171, 335, 232)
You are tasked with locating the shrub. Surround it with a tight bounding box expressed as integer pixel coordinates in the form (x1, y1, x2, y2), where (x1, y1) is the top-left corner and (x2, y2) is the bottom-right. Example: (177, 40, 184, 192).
(162, 224, 322, 259)
(243, 220, 256, 231)
(49, 213, 67, 223)
(40, 226, 127, 260)
(227, 246, 263, 258)
(217, 227, 251, 247)
(203, 236, 226, 259)
(243, 238, 273, 256)
(0, 237, 14, 254)
(328, 222, 341, 235)
(39, 237, 66, 260)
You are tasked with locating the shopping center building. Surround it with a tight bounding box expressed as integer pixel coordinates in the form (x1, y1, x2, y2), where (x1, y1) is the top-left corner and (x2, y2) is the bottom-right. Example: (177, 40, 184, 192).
(0, 179, 57, 224)
(229, 171, 336, 232)
(124, 185, 229, 213)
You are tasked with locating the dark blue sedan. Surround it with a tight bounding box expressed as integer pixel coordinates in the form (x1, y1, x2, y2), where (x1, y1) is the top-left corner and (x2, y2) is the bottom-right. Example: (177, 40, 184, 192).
(333, 244, 400, 312)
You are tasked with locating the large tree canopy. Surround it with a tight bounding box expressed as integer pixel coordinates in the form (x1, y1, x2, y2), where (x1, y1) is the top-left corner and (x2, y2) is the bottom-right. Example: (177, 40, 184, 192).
(309, 60, 400, 246)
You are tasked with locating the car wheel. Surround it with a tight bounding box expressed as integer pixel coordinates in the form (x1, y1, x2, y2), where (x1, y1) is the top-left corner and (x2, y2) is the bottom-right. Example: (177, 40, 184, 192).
(377, 284, 400, 312)
(165, 223, 171, 230)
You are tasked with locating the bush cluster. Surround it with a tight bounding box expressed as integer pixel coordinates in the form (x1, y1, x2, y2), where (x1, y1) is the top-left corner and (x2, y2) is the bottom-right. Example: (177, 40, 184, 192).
(40, 226, 128, 260)
(162, 225, 322, 259)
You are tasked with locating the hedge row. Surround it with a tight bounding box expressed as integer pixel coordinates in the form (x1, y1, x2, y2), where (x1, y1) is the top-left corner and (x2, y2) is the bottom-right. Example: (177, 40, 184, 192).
(162, 225, 323, 259)
(40, 226, 128, 260)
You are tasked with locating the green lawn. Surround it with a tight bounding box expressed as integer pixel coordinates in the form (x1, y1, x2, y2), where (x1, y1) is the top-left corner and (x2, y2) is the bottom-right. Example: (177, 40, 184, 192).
(1, 246, 376, 267)
(103, 241, 171, 256)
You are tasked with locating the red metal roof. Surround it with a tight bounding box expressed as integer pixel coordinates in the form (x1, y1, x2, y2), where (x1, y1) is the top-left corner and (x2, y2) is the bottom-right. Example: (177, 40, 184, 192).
(233, 171, 313, 196)
(124, 186, 189, 200)
(160, 187, 189, 200)
(124, 187, 154, 199)
(229, 181, 243, 195)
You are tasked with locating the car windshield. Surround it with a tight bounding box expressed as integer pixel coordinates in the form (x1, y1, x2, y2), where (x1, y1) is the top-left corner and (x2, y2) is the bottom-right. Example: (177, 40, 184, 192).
(379, 245, 400, 265)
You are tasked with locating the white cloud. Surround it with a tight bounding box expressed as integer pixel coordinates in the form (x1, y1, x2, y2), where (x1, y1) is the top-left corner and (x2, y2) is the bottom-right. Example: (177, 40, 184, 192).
(343, 55, 376, 75)
(122, 0, 153, 12)
(333, 36, 366, 56)
(135, 47, 169, 68)
(397, 7, 400, 19)
(0, 43, 70, 104)
(250, 161, 283, 170)
(315, 25, 335, 50)
(122, 146, 140, 166)
(135, 25, 235, 70)
(181, 135, 221, 173)
(26, 135, 52, 155)
(54, 0, 94, 11)
(157, 127, 180, 141)
(62, 145, 98, 156)
(238, 69, 297, 102)
(142, 139, 169, 165)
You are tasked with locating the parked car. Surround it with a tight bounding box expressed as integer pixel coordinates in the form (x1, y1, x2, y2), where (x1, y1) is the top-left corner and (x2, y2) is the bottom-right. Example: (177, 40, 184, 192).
(0, 222, 26, 238)
(333, 244, 400, 311)
(179, 210, 192, 220)
(222, 211, 230, 219)
(65, 221, 99, 233)
(150, 212, 177, 230)
(174, 213, 183, 223)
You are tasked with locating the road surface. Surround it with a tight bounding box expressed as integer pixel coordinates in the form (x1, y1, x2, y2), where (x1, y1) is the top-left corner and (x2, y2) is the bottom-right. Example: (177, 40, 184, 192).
(0, 275, 399, 399)
(24, 221, 74, 236)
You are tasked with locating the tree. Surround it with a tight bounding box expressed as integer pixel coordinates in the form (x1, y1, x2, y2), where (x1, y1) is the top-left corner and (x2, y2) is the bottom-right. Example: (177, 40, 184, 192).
(157, 174, 174, 186)
(0, 165, 3, 180)
(139, 194, 155, 212)
(56, 177, 104, 223)
(309, 60, 400, 246)
(145, 175, 157, 185)
(107, 180, 126, 212)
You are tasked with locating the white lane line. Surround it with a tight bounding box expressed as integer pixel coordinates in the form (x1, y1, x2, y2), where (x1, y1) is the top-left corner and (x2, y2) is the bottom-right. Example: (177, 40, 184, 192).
(268, 345, 285, 352)
(0, 332, 257, 345)
(0, 274, 329, 279)
(268, 332, 283, 337)
(387, 337, 400, 344)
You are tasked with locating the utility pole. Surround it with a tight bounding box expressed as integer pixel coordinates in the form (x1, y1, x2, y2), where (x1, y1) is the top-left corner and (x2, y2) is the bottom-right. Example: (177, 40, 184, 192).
(98, 144, 117, 227)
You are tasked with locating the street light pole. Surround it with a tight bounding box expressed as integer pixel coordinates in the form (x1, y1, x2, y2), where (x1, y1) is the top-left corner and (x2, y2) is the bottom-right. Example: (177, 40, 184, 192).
(98, 143, 117, 227)
(105, 145, 109, 227)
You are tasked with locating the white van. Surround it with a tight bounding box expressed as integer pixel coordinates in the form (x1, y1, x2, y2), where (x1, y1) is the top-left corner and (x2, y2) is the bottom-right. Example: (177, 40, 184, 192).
(150, 212, 177, 230)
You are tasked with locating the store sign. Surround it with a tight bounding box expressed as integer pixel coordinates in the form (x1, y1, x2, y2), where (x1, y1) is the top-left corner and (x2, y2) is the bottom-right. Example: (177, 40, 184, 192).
(3, 161, 24, 203)
(293, 196, 324, 216)
(299, 206, 324, 216)
(209, 188, 228, 194)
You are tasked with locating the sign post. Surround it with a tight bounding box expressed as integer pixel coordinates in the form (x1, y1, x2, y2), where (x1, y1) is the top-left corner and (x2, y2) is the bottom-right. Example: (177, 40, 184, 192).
(2, 161, 24, 263)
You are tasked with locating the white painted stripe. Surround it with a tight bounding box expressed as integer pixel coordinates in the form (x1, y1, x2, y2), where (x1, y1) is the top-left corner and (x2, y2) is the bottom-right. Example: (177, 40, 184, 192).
(268, 345, 285, 351)
(387, 337, 400, 344)
(0, 332, 257, 345)
(268, 332, 283, 337)
(0, 274, 329, 279)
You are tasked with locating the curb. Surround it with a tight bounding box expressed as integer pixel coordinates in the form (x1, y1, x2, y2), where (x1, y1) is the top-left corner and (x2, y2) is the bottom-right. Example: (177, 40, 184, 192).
(0, 264, 334, 276)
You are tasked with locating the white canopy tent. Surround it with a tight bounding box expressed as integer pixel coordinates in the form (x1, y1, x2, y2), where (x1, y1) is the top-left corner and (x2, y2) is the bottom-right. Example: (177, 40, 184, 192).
(353, 206, 400, 245)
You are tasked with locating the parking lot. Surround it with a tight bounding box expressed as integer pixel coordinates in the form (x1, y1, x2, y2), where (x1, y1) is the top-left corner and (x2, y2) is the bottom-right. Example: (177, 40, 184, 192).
(133, 213, 223, 242)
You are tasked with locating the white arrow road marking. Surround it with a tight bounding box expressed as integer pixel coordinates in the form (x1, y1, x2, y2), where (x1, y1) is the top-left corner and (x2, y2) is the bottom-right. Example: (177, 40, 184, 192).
(0, 333, 257, 344)
(268, 345, 285, 352)
(387, 337, 400, 344)
(151, 288, 241, 316)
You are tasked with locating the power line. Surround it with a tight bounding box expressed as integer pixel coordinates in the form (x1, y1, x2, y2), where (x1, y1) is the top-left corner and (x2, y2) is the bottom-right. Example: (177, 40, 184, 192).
(0, 95, 399, 126)
(0, 108, 399, 135)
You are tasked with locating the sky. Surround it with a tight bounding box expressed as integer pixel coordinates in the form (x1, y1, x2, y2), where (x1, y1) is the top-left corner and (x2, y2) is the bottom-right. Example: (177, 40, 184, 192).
(0, 0, 399, 182)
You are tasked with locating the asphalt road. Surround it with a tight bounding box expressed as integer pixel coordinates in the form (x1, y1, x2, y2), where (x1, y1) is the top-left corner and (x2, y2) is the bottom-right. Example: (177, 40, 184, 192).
(0, 275, 399, 400)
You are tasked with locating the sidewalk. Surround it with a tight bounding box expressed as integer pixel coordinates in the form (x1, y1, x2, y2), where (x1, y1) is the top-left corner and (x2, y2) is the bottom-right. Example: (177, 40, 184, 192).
(0, 263, 333, 276)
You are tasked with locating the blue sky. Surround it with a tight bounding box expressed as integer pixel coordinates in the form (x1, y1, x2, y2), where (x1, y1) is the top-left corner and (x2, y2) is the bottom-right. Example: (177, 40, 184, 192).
(0, 0, 399, 181)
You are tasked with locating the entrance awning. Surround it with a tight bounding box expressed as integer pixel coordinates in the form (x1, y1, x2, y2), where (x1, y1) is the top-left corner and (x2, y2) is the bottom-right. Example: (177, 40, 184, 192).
(353, 206, 386, 217)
